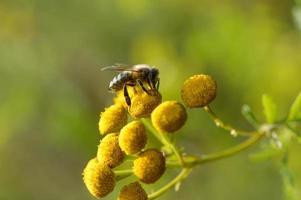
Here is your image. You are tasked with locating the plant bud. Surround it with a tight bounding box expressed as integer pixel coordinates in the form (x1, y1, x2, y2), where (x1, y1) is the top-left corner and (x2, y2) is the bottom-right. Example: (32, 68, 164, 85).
(151, 101, 187, 133)
(119, 121, 147, 155)
(97, 133, 124, 168)
(129, 90, 162, 118)
(118, 182, 148, 200)
(133, 149, 165, 184)
(99, 104, 127, 135)
(113, 91, 128, 109)
(181, 74, 217, 108)
(82, 158, 115, 198)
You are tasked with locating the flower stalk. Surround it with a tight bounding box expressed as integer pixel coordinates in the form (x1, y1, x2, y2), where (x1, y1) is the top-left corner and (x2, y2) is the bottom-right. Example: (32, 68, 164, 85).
(204, 105, 255, 137)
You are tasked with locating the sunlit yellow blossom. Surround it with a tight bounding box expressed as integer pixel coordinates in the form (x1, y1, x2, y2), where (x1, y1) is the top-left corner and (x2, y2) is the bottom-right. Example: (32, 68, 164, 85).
(129, 90, 162, 118)
(113, 90, 129, 109)
(133, 149, 165, 184)
(181, 74, 217, 108)
(151, 101, 187, 133)
(99, 104, 127, 135)
(82, 158, 115, 198)
(119, 121, 147, 155)
(97, 133, 124, 168)
(118, 182, 148, 200)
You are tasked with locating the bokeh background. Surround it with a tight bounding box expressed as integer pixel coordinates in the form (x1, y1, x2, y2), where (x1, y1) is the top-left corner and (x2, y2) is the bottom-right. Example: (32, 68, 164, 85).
(1, 0, 301, 199)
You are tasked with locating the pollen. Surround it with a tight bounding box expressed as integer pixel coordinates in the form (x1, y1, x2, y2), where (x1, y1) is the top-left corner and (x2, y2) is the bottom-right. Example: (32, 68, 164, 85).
(99, 104, 128, 135)
(129, 90, 162, 118)
(97, 133, 124, 168)
(119, 121, 147, 155)
(82, 158, 115, 198)
(181, 74, 217, 108)
(113, 90, 129, 109)
(133, 149, 166, 184)
(118, 182, 148, 200)
(151, 101, 187, 133)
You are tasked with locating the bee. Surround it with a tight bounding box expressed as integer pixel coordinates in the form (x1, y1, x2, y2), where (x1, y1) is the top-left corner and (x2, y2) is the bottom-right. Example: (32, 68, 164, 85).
(101, 64, 160, 106)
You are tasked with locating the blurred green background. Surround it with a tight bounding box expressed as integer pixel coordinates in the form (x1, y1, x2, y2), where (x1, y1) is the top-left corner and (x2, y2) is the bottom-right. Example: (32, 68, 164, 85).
(1, 0, 301, 199)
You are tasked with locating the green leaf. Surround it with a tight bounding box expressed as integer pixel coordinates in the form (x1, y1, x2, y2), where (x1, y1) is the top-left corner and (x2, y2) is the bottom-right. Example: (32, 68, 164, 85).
(249, 146, 283, 162)
(262, 94, 278, 123)
(288, 92, 301, 121)
(241, 104, 259, 128)
(280, 153, 299, 200)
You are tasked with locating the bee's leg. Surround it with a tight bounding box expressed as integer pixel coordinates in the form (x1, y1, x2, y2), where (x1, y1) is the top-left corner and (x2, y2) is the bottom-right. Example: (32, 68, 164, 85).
(156, 78, 160, 90)
(123, 84, 131, 106)
(146, 77, 153, 90)
(137, 79, 150, 94)
(127, 83, 137, 93)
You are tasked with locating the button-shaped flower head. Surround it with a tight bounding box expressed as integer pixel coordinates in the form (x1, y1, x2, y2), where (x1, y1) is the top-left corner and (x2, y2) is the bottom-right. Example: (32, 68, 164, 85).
(133, 149, 166, 184)
(181, 74, 217, 108)
(118, 182, 148, 200)
(97, 133, 124, 168)
(113, 91, 128, 109)
(119, 121, 147, 155)
(129, 90, 162, 118)
(151, 101, 187, 133)
(99, 104, 127, 135)
(82, 158, 115, 198)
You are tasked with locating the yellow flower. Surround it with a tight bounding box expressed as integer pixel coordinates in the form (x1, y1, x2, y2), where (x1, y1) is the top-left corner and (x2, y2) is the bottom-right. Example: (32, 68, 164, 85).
(82, 158, 115, 198)
(113, 90, 128, 109)
(129, 90, 162, 118)
(99, 104, 128, 135)
(118, 182, 148, 200)
(133, 149, 165, 184)
(181, 74, 217, 108)
(151, 101, 187, 133)
(97, 133, 124, 168)
(119, 121, 147, 155)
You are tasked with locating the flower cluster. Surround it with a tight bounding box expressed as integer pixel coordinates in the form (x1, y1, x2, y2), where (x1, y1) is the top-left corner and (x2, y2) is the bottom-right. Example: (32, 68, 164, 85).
(82, 70, 301, 200)
(82, 74, 218, 199)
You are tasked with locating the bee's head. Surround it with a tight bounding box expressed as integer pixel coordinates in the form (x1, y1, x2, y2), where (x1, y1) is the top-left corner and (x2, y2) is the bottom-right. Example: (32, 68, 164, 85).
(148, 68, 160, 90)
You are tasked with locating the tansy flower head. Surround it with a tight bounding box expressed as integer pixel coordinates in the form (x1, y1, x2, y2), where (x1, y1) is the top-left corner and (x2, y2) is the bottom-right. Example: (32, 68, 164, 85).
(99, 104, 128, 135)
(114, 90, 130, 109)
(119, 121, 147, 155)
(151, 101, 187, 133)
(97, 133, 124, 168)
(129, 90, 162, 118)
(118, 182, 148, 200)
(181, 74, 217, 108)
(82, 158, 115, 198)
(133, 148, 166, 184)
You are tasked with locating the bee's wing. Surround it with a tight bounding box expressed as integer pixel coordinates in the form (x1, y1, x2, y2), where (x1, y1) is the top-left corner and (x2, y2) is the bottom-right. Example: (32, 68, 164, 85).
(101, 63, 139, 72)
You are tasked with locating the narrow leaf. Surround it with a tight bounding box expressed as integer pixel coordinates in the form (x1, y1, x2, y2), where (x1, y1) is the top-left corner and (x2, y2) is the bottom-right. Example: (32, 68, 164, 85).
(241, 104, 259, 128)
(280, 153, 299, 200)
(262, 94, 278, 123)
(249, 147, 282, 162)
(288, 92, 301, 121)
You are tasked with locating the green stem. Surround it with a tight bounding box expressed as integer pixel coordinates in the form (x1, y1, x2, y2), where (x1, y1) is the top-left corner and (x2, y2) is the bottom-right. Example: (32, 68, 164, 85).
(141, 118, 184, 166)
(197, 132, 264, 164)
(141, 118, 165, 144)
(167, 132, 264, 167)
(204, 106, 255, 137)
(114, 169, 133, 181)
(160, 132, 185, 166)
(148, 168, 192, 200)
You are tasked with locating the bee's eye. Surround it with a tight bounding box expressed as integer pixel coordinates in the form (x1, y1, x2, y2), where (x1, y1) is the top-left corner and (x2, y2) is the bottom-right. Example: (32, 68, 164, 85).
(151, 68, 158, 78)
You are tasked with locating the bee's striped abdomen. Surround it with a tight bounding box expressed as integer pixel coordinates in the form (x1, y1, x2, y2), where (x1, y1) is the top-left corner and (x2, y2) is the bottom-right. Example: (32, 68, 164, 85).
(109, 72, 131, 91)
